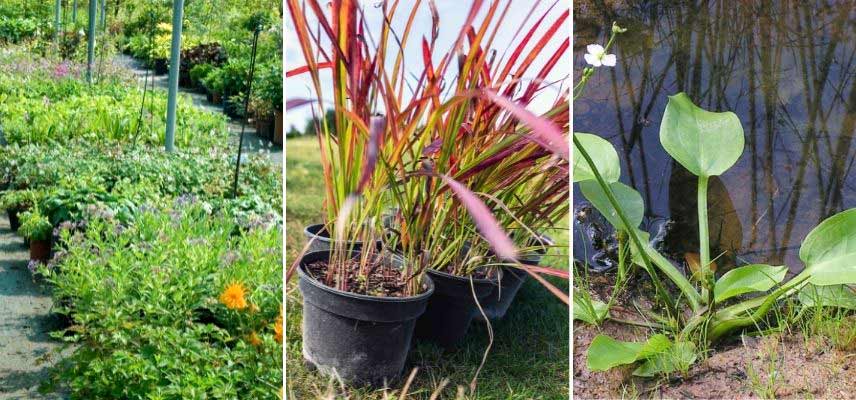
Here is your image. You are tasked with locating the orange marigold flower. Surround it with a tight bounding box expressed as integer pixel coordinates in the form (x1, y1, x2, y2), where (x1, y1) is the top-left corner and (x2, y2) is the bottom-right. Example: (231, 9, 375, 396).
(247, 331, 262, 347)
(219, 281, 248, 310)
(274, 310, 283, 344)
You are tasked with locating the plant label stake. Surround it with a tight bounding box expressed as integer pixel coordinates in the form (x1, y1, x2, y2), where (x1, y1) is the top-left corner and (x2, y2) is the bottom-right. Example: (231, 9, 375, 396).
(164, 0, 185, 152)
(231, 28, 261, 198)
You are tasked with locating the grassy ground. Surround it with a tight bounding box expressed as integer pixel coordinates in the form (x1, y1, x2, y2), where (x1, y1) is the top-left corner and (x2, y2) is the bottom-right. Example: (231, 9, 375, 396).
(284, 136, 570, 399)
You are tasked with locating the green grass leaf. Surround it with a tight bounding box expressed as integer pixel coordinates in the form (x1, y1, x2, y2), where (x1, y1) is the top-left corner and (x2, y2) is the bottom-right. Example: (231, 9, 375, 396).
(572, 289, 609, 325)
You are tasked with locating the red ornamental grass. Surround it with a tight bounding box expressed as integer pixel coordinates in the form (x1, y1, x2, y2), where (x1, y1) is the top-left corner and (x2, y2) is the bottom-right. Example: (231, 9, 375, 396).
(287, 0, 569, 296)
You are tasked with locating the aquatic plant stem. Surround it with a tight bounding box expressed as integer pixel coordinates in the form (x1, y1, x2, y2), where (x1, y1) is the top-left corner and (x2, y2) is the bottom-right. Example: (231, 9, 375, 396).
(573, 135, 678, 319)
(698, 175, 712, 304)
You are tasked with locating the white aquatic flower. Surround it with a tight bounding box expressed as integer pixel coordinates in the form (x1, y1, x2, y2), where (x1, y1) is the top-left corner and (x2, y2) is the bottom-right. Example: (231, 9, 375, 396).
(584, 44, 616, 67)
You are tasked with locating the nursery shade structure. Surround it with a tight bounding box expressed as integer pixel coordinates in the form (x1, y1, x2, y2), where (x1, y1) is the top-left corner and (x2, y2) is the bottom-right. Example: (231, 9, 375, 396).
(165, 0, 185, 152)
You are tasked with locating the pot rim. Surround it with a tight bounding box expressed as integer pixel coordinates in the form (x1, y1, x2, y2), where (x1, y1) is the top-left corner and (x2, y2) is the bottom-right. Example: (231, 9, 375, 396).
(298, 250, 434, 302)
(304, 223, 382, 246)
(427, 267, 501, 285)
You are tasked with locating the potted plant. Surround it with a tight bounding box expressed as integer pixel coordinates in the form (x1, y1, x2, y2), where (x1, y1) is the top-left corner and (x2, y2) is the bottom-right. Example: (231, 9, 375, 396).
(189, 63, 214, 92)
(0, 190, 37, 232)
(202, 68, 226, 104)
(287, 0, 569, 384)
(17, 207, 52, 264)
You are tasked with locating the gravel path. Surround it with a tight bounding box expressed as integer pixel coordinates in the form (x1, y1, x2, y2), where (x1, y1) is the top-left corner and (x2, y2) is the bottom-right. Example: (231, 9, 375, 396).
(0, 215, 66, 399)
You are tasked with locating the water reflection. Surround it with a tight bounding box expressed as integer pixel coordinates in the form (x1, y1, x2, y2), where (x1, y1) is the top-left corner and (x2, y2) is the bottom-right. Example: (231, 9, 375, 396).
(574, 1, 856, 273)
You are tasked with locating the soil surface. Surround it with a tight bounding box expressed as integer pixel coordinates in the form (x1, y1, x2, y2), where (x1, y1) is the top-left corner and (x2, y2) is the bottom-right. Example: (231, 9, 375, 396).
(305, 258, 409, 297)
(0, 215, 67, 399)
(574, 275, 856, 399)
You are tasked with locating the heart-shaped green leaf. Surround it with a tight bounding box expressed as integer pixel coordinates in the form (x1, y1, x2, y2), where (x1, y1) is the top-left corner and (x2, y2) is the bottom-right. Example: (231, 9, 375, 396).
(586, 334, 643, 371)
(799, 208, 856, 286)
(659, 93, 744, 177)
(798, 284, 856, 310)
(713, 264, 787, 303)
(573, 132, 620, 183)
(579, 180, 644, 232)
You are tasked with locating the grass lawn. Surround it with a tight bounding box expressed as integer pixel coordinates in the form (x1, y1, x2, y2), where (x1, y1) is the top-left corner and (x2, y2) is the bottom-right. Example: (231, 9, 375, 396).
(285, 135, 570, 399)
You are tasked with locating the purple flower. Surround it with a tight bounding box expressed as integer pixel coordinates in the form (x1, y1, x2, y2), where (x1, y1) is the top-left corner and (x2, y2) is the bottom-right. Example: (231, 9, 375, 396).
(174, 194, 198, 207)
(53, 62, 70, 78)
(27, 260, 40, 274)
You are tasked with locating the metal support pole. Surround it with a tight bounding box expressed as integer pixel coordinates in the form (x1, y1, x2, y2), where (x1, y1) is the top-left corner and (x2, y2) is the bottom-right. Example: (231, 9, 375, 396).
(54, 0, 62, 41)
(164, 0, 185, 152)
(72, 0, 77, 23)
(86, 0, 96, 84)
(100, 0, 106, 30)
(231, 29, 260, 197)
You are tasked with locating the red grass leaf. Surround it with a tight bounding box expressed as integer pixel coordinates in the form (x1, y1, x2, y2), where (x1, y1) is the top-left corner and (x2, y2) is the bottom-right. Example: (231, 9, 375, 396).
(439, 175, 517, 260)
(357, 116, 386, 193)
(482, 90, 569, 161)
(519, 264, 569, 279)
(285, 62, 334, 77)
(285, 98, 316, 109)
(520, 265, 569, 305)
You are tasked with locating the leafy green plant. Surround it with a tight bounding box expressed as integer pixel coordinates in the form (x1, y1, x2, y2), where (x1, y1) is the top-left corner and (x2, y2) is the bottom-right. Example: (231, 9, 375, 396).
(17, 207, 51, 241)
(43, 204, 282, 399)
(575, 95, 856, 375)
(574, 24, 856, 376)
(287, 0, 569, 299)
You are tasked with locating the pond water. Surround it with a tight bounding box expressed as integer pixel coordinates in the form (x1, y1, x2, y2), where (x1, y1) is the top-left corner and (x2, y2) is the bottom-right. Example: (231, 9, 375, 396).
(573, 1, 856, 273)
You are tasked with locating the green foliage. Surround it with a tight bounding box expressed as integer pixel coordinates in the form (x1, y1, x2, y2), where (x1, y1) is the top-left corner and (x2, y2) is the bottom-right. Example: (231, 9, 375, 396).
(586, 334, 643, 371)
(798, 284, 856, 310)
(659, 93, 745, 177)
(577, 90, 856, 377)
(17, 207, 51, 240)
(578, 180, 644, 231)
(0, 71, 228, 148)
(573, 132, 620, 183)
(0, 16, 42, 43)
(713, 264, 787, 303)
(573, 289, 609, 325)
(799, 208, 856, 286)
(43, 205, 282, 399)
(586, 334, 696, 377)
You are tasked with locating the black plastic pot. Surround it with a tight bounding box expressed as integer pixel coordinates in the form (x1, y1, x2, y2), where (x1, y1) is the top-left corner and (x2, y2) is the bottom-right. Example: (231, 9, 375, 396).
(7, 208, 20, 232)
(303, 223, 381, 253)
(476, 248, 548, 321)
(414, 268, 500, 348)
(153, 59, 169, 75)
(299, 250, 434, 387)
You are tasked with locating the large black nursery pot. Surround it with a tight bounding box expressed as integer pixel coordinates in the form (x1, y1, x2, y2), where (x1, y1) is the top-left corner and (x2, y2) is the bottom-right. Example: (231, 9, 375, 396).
(153, 59, 169, 75)
(303, 223, 381, 253)
(415, 268, 500, 348)
(298, 250, 434, 387)
(7, 208, 21, 231)
(477, 236, 552, 321)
